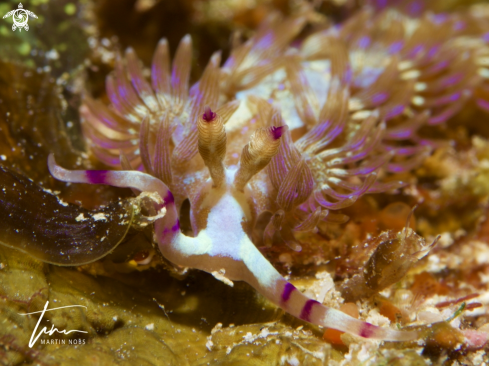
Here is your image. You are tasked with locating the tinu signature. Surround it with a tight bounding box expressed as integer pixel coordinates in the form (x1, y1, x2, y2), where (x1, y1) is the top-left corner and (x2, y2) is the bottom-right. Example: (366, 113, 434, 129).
(18, 300, 88, 347)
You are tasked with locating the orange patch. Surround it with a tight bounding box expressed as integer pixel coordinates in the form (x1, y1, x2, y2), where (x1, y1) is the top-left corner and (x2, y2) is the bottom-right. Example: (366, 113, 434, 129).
(411, 272, 449, 300)
(379, 301, 405, 324)
(379, 202, 416, 232)
(322, 303, 359, 345)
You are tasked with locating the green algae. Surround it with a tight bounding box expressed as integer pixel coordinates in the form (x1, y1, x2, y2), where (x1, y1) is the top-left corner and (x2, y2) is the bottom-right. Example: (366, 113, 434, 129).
(0, 245, 344, 365)
(0, 246, 202, 365)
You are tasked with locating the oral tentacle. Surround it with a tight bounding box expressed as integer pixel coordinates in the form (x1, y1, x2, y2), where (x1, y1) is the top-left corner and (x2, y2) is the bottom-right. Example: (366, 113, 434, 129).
(48, 154, 180, 244)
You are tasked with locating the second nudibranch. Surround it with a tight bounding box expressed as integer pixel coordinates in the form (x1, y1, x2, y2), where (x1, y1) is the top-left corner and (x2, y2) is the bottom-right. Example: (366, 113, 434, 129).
(48, 107, 417, 342)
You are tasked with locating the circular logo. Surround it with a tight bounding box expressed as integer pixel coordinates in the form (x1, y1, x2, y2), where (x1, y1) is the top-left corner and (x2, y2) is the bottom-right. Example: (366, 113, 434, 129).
(3, 4, 37, 32)
(12, 9, 28, 28)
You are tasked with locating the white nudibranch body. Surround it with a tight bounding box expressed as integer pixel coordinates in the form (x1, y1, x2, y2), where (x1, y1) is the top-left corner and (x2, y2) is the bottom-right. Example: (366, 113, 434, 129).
(48, 14, 460, 341)
(48, 104, 417, 342)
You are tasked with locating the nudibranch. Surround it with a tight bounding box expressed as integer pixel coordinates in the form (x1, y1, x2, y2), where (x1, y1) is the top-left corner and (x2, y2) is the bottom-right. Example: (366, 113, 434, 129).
(47, 115, 416, 341)
(46, 19, 422, 340)
(52, 3, 489, 341)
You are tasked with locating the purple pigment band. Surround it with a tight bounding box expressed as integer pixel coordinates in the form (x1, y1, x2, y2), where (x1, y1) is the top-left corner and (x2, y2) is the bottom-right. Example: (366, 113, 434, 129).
(86, 170, 108, 184)
(281, 282, 296, 303)
(203, 106, 216, 122)
(164, 191, 175, 205)
(172, 220, 180, 232)
(300, 299, 320, 322)
(270, 126, 284, 140)
(359, 323, 376, 338)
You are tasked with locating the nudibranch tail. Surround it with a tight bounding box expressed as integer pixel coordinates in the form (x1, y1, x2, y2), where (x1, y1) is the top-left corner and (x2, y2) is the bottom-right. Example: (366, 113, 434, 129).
(48, 154, 180, 245)
(241, 246, 418, 342)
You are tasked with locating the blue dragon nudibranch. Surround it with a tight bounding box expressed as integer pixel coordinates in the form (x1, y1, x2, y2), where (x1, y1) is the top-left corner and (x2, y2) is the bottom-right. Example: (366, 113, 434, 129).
(46, 15, 424, 341)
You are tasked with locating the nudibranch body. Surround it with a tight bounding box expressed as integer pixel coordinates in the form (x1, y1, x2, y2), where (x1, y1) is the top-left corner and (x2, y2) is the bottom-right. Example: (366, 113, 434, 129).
(47, 8, 489, 342)
(48, 25, 419, 338)
(48, 114, 416, 341)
